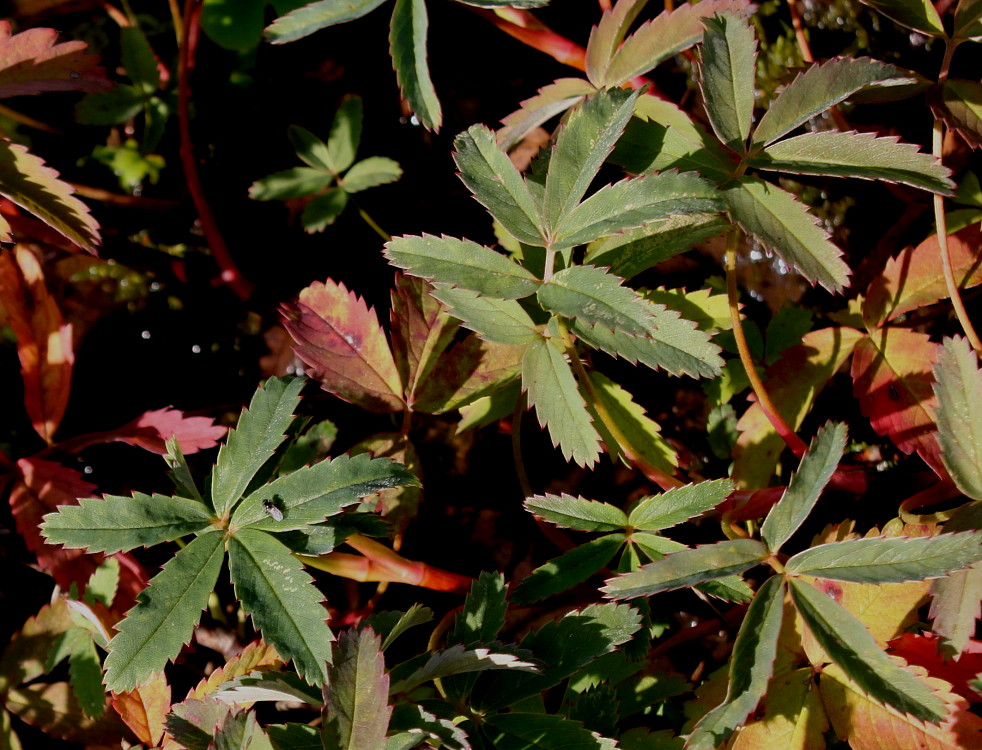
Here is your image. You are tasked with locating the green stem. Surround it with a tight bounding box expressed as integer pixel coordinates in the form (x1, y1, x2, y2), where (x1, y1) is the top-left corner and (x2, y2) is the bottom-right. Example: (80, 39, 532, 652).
(358, 206, 391, 242)
(725, 230, 807, 457)
(933, 40, 982, 353)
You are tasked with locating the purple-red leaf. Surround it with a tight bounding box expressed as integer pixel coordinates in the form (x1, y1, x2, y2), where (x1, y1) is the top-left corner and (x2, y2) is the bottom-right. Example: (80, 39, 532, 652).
(0, 20, 110, 98)
(282, 278, 405, 413)
(57, 408, 227, 455)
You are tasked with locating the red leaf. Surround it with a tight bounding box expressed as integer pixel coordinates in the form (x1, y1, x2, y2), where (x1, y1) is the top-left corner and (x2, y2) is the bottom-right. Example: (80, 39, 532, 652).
(281, 278, 405, 413)
(851, 328, 947, 478)
(889, 633, 982, 703)
(0, 245, 73, 444)
(0, 20, 110, 97)
(864, 225, 982, 327)
(57, 408, 227, 455)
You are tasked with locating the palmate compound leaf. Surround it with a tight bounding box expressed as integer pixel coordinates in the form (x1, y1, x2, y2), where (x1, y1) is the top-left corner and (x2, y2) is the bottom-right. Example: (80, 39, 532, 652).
(687, 575, 785, 750)
(321, 628, 390, 750)
(525, 493, 628, 531)
(788, 576, 945, 723)
(454, 124, 543, 246)
(760, 422, 848, 554)
(282, 278, 404, 413)
(933, 336, 982, 500)
(389, 0, 441, 131)
(627, 479, 734, 531)
(210, 376, 305, 519)
(749, 131, 954, 195)
(229, 452, 419, 531)
(41, 493, 215, 553)
(228, 528, 333, 685)
(724, 176, 851, 293)
(698, 12, 757, 152)
(537, 265, 656, 337)
(542, 87, 642, 236)
(103, 531, 224, 693)
(750, 57, 902, 148)
(785, 533, 982, 583)
(522, 332, 601, 467)
(601, 539, 768, 600)
(0, 140, 100, 252)
(264, 0, 389, 44)
(384, 234, 540, 299)
(550, 170, 724, 250)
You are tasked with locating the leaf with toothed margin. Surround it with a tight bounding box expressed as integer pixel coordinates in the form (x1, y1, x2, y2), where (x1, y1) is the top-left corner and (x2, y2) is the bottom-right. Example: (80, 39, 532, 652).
(525, 493, 628, 532)
(389, 0, 441, 131)
(264, 0, 388, 44)
(538, 265, 656, 337)
(228, 529, 333, 685)
(497, 77, 594, 152)
(934, 336, 982, 501)
(322, 628, 390, 750)
(103, 531, 224, 693)
(699, 12, 757, 151)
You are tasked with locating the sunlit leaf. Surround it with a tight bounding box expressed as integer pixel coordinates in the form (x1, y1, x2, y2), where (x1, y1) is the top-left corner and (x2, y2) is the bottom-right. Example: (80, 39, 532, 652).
(348, 432, 421, 529)
(700, 12, 756, 151)
(428, 285, 539, 345)
(724, 667, 828, 750)
(104, 531, 225, 693)
(390, 644, 538, 694)
(387, 703, 468, 750)
(525, 494, 628, 531)
(497, 77, 594, 152)
(187, 640, 285, 700)
(321, 628, 390, 750)
(325, 95, 363, 173)
(628, 479, 733, 531)
(389, 0, 441, 131)
(0, 598, 74, 695)
(929, 502, 982, 657)
(283, 279, 404, 412)
(538, 265, 655, 336)
(0, 20, 110, 97)
(933, 336, 982, 499)
(955, 0, 982, 39)
(111, 672, 170, 747)
(265, 0, 389, 44)
(288, 125, 335, 173)
(342, 156, 402, 192)
(858, 0, 945, 36)
(584, 0, 648, 86)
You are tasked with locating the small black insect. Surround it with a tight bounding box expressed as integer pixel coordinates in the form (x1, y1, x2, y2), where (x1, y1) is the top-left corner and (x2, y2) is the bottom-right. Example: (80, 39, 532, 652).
(263, 500, 284, 521)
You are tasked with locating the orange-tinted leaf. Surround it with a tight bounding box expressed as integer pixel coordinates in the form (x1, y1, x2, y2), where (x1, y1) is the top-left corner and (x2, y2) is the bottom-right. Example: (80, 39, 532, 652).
(0, 598, 74, 693)
(0, 141, 100, 251)
(0, 20, 110, 98)
(5, 682, 133, 746)
(58, 408, 227, 455)
(0, 245, 73, 443)
(350, 431, 421, 530)
(111, 671, 171, 746)
(727, 667, 827, 750)
(282, 278, 405, 412)
(864, 225, 982, 327)
(733, 327, 864, 488)
(185, 640, 283, 701)
(390, 273, 459, 404)
(852, 328, 946, 478)
(889, 633, 982, 703)
(821, 660, 982, 749)
(9, 457, 99, 591)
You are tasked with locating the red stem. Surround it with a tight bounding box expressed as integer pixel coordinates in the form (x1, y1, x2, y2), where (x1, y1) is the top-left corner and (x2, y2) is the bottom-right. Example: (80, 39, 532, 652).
(178, 0, 253, 300)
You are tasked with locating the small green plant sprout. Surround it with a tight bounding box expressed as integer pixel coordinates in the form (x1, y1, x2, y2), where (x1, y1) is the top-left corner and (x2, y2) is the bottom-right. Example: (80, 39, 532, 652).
(40, 376, 419, 692)
(250, 95, 402, 233)
(602, 421, 982, 749)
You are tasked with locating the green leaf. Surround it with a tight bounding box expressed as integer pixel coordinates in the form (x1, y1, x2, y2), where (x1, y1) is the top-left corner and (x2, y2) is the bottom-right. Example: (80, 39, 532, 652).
(571, 309, 724, 379)
(165, 436, 204, 502)
(628, 479, 734, 531)
(201, 0, 265, 50)
(321, 628, 390, 750)
(785, 533, 982, 582)
(512, 534, 626, 604)
(761, 421, 847, 553)
(600, 0, 750, 87)
(387, 704, 468, 750)
(497, 77, 594, 151)
(537, 265, 655, 336)
(384, 235, 539, 298)
(687, 576, 785, 750)
(390, 644, 538, 694)
(751, 57, 901, 147)
(68, 634, 104, 718)
(450, 571, 508, 645)
(542, 88, 642, 235)
(41, 493, 215, 553)
(585, 213, 727, 280)
(934, 336, 982, 500)
(929, 505, 982, 656)
(325, 96, 363, 173)
(288, 125, 335, 173)
(265, 0, 389, 43)
(370, 604, 433, 651)
(342, 157, 402, 192)
(302, 188, 349, 232)
(453, 124, 543, 246)
(389, 0, 441, 131)
(939, 79, 982, 150)
(120, 25, 160, 94)
(0, 140, 100, 252)
(249, 168, 334, 200)
(231, 453, 418, 530)
(955, 0, 982, 39)
(788, 577, 944, 722)
(525, 493, 628, 532)
(601, 539, 767, 600)
(699, 12, 756, 151)
(428, 285, 539, 345)
(551, 170, 723, 249)
(228, 528, 333, 685)
(859, 0, 945, 36)
(75, 85, 145, 125)
(482, 713, 616, 750)
(584, 0, 648, 86)
(724, 176, 851, 292)
(104, 531, 224, 692)
(522, 334, 601, 467)
(697, 575, 755, 603)
(211, 376, 305, 519)
(749, 131, 954, 195)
